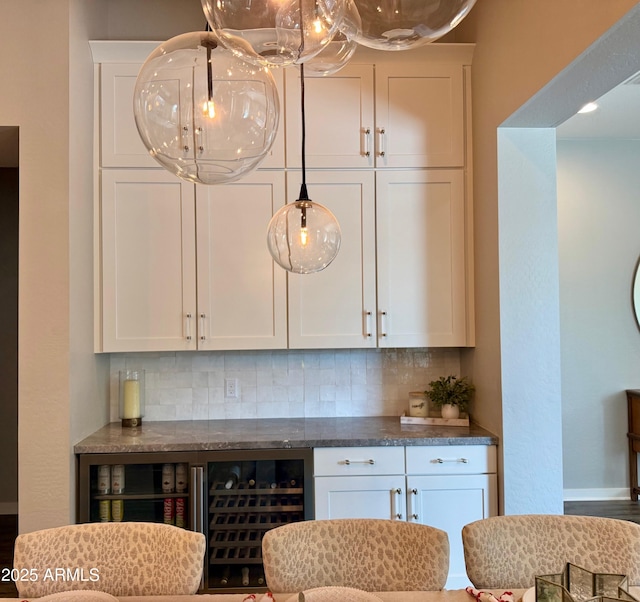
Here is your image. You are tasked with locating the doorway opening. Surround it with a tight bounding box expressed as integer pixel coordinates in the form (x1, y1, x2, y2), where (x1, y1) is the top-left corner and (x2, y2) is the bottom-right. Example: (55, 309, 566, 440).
(0, 125, 19, 598)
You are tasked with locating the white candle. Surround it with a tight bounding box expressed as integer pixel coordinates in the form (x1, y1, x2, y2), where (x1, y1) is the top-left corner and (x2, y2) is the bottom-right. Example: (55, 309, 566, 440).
(122, 379, 141, 418)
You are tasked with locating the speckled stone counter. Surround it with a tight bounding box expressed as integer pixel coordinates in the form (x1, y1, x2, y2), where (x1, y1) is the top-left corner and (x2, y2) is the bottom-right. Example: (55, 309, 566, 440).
(74, 417, 498, 454)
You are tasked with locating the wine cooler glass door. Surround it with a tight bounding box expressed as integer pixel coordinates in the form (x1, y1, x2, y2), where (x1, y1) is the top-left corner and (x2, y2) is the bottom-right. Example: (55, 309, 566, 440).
(207, 456, 307, 592)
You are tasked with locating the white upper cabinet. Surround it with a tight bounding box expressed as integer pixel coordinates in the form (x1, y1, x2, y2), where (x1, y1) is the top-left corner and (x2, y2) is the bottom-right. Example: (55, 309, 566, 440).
(287, 171, 377, 349)
(97, 53, 285, 169)
(100, 169, 197, 352)
(285, 64, 375, 169)
(285, 45, 469, 169)
(195, 172, 288, 350)
(100, 63, 158, 168)
(376, 169, 468, 347)
(93, 42, 475, 352)
(374, 62, 465, 168)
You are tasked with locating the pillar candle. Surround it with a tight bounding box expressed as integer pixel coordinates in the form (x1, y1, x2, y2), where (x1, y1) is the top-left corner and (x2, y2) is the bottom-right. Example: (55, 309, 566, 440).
(122, 379, 141, 418)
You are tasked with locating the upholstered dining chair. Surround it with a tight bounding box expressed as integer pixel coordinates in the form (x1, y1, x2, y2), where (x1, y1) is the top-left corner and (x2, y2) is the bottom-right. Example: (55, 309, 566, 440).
(12, 521, 206, 598)
(462, 514, 640, 589)
(262, 518, 450, 593)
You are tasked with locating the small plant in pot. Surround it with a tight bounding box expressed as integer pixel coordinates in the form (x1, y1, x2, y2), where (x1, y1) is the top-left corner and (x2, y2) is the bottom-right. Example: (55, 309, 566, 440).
(425, 375, 475, 420)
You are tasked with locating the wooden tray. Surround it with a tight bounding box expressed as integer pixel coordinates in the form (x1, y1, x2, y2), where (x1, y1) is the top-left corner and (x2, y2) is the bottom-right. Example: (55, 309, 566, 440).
(400, 414, 470, 427)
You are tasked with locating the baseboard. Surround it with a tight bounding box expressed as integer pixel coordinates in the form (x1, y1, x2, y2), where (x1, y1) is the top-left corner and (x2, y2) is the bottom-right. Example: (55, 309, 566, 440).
(563, 488, 630, 501)
(0, 502, 18, 515)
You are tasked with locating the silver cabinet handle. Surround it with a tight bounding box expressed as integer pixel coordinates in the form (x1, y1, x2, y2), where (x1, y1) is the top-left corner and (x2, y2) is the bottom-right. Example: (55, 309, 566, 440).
(364, 127, 371, 157)
(190, 466, 205, 590)
(432, 457, 469, 464)
(391, 488, 402, 520)
(379, 310, 388, 338)
(364, 310, 372, 338)
(199, 313, 206, 340)
(378, 128, 386, 157)
(191, 466, 204, 533)
(343, 458, 375, 465)
(407, 488, 418, 520)
(185, 313, 192, 341)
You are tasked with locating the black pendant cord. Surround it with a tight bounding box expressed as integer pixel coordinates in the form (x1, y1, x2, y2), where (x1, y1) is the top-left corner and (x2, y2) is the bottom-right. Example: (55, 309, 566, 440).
(299, 62, 309, 201)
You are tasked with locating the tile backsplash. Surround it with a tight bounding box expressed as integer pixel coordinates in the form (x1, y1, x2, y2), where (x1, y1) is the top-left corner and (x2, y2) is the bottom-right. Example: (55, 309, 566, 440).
(110, 348, 461, 421)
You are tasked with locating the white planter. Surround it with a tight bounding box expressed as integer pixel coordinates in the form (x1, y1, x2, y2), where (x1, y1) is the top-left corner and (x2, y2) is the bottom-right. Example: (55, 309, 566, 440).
(441, 404, 460, 419)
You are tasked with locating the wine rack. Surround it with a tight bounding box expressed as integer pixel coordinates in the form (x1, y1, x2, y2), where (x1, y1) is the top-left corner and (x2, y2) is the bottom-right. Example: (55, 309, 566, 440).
(207, 458, 308, 591)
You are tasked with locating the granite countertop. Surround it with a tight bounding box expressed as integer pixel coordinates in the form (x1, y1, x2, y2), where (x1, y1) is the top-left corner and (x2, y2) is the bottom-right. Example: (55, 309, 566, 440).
(74, 417, 498, 454)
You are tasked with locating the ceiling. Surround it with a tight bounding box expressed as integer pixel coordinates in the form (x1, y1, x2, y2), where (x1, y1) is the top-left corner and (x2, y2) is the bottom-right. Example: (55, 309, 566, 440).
(556, 71, 640, 139)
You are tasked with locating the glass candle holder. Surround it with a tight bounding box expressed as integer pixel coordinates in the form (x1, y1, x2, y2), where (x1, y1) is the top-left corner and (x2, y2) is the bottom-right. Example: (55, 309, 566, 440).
(408, 392, 428, 417)
(119, 370, 145, 427)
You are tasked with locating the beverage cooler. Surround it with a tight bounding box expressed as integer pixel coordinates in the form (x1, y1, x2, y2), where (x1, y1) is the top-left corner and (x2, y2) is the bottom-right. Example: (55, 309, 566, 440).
(77, 449, 313, 593)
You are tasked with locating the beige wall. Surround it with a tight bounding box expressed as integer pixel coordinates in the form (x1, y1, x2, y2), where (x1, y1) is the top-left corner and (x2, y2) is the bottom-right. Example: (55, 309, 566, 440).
(0, 0, 109, 533)
(455, 0, 640, 510)
(3, 1, 73, 532)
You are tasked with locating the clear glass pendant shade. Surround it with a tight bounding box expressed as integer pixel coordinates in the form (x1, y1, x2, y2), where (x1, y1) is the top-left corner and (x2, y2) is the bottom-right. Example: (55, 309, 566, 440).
(267, 194, 341, 274)
(353, 0, 477, 50)
(201, 0, 347, 67)
(302, 0, 361, 76)
(133, 31, 279, 185)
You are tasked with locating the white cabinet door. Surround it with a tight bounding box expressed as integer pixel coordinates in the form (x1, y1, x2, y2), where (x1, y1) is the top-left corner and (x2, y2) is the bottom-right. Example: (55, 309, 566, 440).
(314, 475, 407, 520)
(100, 63, 285, 169)
(101, 169, 197, 352)
(375, 62, 465, 168)
(100, 63, 157, 168)
(196, 171, 287, 350)
(376, 169, 468, 347)
(285, 64, 374, 168)
(407, 473, 498, 590)
(287, 171, 377, 349)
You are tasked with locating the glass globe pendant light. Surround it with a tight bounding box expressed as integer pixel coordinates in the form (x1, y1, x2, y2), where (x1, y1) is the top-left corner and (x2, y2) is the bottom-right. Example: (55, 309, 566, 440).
(302, 0, 361, 76)
(353, 0, 477, 51)
(201, 0, 346, 68)
(133, 30, 279, 185)
(267, 64, 341, 273)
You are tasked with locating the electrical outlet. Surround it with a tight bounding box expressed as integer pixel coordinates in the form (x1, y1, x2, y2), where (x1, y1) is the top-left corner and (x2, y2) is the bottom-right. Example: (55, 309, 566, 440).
(225, 378, 239, 398)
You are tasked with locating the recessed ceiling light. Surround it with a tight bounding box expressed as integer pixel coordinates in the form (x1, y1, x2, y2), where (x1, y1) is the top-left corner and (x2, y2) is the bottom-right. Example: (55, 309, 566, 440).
(578, 102, 598, 114)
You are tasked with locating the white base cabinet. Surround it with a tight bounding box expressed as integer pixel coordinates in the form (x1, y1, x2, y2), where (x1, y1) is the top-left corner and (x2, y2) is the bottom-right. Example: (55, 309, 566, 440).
(313, 445, 497, 590)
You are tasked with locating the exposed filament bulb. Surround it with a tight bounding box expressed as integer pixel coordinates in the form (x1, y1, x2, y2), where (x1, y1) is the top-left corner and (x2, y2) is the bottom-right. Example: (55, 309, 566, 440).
(203, 99, 216, 119)
(300, 204, 308, 246)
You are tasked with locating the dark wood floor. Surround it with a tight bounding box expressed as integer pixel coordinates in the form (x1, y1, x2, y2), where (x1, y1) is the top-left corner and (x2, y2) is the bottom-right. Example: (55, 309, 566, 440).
(0, 503, 639, 597)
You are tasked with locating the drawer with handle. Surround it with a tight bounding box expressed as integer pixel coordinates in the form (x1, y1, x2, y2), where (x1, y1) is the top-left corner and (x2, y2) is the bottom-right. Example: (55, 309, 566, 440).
(314, 446, 405, 476)
(405, 445, 496, 475)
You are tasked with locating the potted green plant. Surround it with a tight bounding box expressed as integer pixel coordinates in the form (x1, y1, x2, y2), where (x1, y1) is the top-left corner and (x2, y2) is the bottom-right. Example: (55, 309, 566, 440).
(425, 375, 475, 419)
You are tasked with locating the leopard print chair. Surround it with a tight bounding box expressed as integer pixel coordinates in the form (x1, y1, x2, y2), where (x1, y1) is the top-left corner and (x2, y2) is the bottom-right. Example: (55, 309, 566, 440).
(462, 514, 640, 589)
(12, 521, 206, 598)
(262, 518, 450, 593)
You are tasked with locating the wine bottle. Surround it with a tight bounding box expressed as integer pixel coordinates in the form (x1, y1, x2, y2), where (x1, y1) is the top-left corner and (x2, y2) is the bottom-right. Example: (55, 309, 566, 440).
(220, 565, 230, 586)
(241, 566, 250, 586)
(224, 465, 241, 490)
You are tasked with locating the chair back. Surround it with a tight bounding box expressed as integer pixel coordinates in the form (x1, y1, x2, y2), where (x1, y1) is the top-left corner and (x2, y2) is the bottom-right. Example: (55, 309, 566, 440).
(462, 514, 640, 589)
(13, 521, 205, 597)
(262, 518, 449, 593)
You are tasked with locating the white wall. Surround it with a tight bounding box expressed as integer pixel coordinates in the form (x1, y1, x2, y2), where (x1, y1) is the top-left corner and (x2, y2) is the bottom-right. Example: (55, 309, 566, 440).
(558, 139, 640, 499)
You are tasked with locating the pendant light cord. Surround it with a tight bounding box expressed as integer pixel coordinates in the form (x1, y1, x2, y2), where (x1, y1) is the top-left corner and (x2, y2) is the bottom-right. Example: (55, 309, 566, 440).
(299, 62, 309, 200)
